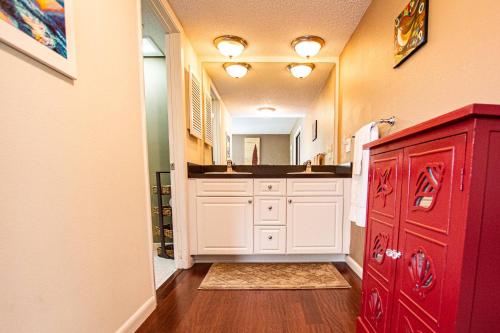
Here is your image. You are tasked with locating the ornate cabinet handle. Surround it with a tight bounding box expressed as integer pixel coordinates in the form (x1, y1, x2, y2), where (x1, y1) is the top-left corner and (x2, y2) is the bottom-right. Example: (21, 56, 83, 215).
(392, 250, 403, 259)
(385, 249, 402, 259)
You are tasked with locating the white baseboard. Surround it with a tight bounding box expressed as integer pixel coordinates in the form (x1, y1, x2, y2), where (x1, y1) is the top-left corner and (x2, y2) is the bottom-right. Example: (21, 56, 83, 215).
(115, 295, 156, 333)
(193, 254, 347, 263)
(345, 255, 363, 279)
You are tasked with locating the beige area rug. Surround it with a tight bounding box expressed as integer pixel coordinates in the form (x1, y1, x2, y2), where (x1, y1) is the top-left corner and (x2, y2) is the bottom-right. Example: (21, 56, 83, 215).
(198, 263, 351, 290)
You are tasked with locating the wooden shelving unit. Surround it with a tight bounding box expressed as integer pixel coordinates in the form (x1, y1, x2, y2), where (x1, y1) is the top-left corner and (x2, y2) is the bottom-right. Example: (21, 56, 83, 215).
(154, 171, 174, 259)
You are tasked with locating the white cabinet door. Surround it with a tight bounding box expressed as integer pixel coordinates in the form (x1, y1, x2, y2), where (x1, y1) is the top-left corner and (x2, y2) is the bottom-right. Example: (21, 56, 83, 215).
(286, 196, 343, 254)
(197, 196, 253, 254)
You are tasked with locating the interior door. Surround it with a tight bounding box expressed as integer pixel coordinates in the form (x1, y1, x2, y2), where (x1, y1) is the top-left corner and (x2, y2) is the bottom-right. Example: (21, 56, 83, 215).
(360, 149, 403, 333)
(196, 196, 253, 254)
(391, 134, 467, 333)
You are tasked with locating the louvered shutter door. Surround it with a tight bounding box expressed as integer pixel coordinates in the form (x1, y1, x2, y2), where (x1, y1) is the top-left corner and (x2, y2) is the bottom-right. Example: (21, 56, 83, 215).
(204, 93, 214, 146)
(189, 71, 202, 139)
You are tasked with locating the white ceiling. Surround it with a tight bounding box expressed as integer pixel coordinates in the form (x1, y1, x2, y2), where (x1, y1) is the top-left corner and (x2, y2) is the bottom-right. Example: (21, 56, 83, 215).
(167, 0, 372, 60)
(205, 62, 335, 117)
(232, 117, 300, 135)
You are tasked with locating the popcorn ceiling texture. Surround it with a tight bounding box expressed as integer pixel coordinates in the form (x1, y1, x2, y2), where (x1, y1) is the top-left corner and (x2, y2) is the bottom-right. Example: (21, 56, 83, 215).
(167, 0, 372, 59)
(204, 62, 335, 117)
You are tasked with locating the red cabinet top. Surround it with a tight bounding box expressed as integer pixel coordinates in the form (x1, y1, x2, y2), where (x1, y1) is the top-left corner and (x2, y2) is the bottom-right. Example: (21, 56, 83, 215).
(364, 104, 500, 150)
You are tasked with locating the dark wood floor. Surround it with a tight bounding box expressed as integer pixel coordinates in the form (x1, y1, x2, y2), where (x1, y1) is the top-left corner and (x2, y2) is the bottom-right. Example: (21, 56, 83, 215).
(138, 263, 361, 333)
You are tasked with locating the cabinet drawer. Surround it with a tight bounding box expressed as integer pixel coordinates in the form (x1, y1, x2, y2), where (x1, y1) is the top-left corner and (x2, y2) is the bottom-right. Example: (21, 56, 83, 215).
(254, 179, 286, 196)
(196, 179, 253, 196)
(254, 226, 286, 254)
(287, 178, 343, 196)
(254, 197, 286, 225)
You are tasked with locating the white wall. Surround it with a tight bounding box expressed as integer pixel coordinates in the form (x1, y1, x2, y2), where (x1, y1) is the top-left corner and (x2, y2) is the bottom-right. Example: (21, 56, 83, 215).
(0, 0, 155, 332)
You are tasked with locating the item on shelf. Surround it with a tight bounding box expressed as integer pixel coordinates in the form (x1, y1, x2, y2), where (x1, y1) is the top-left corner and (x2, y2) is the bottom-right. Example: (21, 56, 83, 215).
(153, 206, 172, 216)
(165, 244, 174, 258)
(153, 185, 171, 195)
(154, 224, 173, 239)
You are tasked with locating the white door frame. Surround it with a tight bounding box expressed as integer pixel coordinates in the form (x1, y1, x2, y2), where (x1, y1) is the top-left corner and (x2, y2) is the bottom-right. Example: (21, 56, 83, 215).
(142, 0, 192, 277)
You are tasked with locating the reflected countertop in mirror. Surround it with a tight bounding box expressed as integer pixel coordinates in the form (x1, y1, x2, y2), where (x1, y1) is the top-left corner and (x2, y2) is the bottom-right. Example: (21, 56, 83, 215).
(187, 163, 352, 179)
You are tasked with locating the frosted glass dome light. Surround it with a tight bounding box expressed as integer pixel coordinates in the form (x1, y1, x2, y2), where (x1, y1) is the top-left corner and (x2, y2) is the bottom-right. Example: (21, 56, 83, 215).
(291, 35, 325, 58)
(287, 63, 315, 79)
(214, 35, 248, 58)
(223, 63, 251, 78)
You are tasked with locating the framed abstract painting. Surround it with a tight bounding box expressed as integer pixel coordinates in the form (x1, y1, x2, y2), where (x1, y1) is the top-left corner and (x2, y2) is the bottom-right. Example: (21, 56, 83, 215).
(394, 0, 428, 68)
(0, 0, 76, 78)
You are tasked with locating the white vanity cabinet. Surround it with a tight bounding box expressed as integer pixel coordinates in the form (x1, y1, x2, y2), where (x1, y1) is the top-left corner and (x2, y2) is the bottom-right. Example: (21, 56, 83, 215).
(189, 177, 350, 257)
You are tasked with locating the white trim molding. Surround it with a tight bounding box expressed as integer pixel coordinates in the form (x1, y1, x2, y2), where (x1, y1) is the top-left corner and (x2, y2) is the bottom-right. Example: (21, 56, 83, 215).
(115, 296, 156, 333)
(193, 254, 347, 263)
(345, 255, 363, 279)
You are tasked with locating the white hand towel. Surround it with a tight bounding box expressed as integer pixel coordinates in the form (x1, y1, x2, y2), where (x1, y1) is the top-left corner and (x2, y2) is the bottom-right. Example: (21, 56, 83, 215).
(349, 122, 379, 227)
(352, 123, 375, 175)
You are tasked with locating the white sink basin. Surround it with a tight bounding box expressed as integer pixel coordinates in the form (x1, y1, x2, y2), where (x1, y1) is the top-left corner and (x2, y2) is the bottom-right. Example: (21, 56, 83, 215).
(286, 171, 335, 175)
(204, 171, 253, 175)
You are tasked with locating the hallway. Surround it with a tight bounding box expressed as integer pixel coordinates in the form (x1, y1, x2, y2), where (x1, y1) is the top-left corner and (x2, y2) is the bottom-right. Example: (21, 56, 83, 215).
(138, 263, 361, 332)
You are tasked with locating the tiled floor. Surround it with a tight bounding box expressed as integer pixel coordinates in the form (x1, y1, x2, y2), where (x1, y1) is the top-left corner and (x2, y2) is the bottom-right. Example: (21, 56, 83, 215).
(153, 252, 176, 289)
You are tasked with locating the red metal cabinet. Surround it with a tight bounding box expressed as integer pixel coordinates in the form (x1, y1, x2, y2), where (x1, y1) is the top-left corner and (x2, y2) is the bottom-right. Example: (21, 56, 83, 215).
(357, 104, 500, 333)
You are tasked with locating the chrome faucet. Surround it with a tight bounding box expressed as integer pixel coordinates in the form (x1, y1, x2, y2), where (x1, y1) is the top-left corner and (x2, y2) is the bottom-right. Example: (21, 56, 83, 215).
(305, 160, 312, 173)
(226, 159, 233, 173)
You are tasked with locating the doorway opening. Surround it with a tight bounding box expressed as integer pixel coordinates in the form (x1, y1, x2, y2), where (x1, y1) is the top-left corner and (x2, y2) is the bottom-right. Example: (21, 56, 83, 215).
(142, 1, 176, 289)
(294, 131, 301, 165)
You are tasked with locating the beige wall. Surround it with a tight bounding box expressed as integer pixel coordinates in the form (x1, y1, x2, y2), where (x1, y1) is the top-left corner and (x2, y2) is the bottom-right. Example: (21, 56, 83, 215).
(292, 66, 337, 164)
(182, 36, 231, 166)
(0, 1, 155, 332)
(339, 0, 500, 265)
(232, 134, 291, 165)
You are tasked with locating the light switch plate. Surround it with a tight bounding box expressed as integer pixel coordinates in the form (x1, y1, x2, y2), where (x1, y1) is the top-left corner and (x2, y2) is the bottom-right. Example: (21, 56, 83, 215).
(344, 138, 352, 153)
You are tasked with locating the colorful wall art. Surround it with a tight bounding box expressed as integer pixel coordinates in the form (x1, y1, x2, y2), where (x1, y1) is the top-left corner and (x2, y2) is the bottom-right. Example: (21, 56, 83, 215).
(0, 0, 76, 78)
(394, 0, 428, 68)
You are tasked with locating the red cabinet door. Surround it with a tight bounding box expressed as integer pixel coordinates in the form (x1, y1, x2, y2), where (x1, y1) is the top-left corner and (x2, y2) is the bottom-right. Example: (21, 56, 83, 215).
(391, 134, 467, 333)
(359, 149, 404, 333)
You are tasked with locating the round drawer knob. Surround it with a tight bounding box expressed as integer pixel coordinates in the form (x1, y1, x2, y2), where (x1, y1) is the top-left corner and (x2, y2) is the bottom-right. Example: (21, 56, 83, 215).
(248, 200, 253, 204)
(267, 185, 273, 190)
(268, 206, 273, 210)
(268, 235, 273, 240)
(288, 199, 292, 204)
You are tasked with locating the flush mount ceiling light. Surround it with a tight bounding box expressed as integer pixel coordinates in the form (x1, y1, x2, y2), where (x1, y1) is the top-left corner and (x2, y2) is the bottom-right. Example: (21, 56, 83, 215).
(257, 107, 277, 112)
(287, 63, 315, 79)
(223, 62, 251, 78)
(214, 35, 248, 58)
(142, 37, 164, 57)
(291, 35, 325, 58)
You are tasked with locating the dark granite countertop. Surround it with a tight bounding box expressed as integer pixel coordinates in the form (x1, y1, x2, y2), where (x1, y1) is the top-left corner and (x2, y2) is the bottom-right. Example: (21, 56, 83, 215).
(187, 163, 352, 179)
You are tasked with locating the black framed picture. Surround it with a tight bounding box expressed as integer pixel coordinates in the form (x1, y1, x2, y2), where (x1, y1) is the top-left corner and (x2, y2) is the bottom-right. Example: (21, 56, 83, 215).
(312, 120, 318, 141)
(394, 0, 428, 68)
